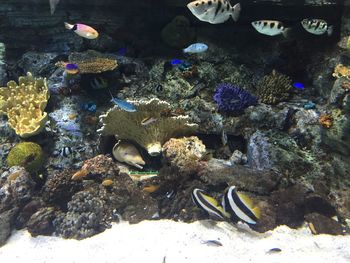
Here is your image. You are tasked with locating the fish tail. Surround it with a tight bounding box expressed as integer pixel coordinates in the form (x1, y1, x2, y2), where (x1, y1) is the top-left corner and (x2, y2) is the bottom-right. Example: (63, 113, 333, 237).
(327, 25, 333, 36)
(231, 3, 241, 22)
(64, 22, 73, 30)
(282, 27, 292, 38)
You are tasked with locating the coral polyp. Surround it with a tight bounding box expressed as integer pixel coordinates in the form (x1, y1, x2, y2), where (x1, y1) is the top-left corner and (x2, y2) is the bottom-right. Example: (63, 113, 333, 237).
(213, 83, 257, 113)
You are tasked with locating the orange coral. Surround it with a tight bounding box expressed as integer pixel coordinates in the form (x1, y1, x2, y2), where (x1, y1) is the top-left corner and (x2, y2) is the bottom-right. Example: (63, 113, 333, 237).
(319, 114, 333, 128)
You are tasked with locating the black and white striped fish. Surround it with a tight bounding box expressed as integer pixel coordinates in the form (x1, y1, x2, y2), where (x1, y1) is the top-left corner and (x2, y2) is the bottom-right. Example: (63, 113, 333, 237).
(222, 186, 261, 224)
(187, 0, 241, 24)
(192, 188, 230, 219)
(59, 146, 73, 157)
(301, 19, 333, 36)
(251, 20, 288, 37)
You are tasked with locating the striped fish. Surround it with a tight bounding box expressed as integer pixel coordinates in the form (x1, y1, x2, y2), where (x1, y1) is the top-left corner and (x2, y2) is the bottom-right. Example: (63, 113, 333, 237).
(251, 20, 287, 36)
(192, 188, 230, 219)
(301, 19, 333, 36)
(222, 186, 261, 224)
(187, 0, 241, 24)
(59, 146, 73, 157)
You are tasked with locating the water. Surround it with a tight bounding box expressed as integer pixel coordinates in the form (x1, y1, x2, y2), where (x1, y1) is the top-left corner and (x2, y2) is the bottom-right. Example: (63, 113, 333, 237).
(0, 0, 349, 251)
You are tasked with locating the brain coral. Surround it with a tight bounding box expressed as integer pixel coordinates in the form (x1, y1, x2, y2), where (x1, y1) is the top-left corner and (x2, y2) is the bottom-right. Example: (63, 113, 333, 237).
(0, 72, 50, 138)
(213, 83, 257, 113)
(257, 70, 292, 105)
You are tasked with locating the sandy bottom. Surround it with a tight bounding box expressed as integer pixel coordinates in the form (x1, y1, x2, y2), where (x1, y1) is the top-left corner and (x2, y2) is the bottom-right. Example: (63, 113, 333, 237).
(0, 220, 349, 263)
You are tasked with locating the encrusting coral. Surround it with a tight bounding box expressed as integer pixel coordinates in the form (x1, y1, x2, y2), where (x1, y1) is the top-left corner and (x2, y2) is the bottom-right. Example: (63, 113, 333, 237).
(0, 72, 50, 138)
(55, 50, 118, 74)
(98, 98, 198, 156)
(257, 70, 292, 105)
(162, 136, 206, 174)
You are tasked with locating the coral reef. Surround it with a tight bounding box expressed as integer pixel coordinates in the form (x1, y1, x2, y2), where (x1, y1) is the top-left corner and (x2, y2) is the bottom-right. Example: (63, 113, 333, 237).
(257, 70, 292, 105)
(332, 64, 350, 80)
(162, 136, 206, 174)
(56, 50, 118, 74)
(213, 83, 257, 113)
(6, 142, 45, 174)
(99, 98, 198, 156)
(319, 114, 333, 128)
(0, 72, 50, 138)
(112, 141, 145, 169)
(161, 16, 195, 48)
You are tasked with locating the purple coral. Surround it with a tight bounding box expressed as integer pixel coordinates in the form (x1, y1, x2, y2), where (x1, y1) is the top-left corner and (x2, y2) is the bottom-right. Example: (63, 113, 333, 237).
(213, 83, 257, 113)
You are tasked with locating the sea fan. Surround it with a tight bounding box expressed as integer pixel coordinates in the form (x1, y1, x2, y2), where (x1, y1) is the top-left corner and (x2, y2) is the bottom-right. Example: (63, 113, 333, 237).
(213, 83, 257, 113)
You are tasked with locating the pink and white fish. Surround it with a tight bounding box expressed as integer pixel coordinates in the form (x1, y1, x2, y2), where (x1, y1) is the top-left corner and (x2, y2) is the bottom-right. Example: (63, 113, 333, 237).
(64, 22, 99, 39)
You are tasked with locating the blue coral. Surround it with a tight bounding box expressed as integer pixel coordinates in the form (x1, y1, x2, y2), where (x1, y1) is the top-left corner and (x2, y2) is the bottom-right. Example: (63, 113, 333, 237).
(213, 83, 257, 113)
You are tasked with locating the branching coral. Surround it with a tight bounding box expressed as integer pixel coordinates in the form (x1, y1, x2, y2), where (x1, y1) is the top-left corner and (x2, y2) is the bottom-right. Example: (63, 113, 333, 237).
(257, 70, 292, 105)
(56, 50, 118, 74)
(98, 98, 198, 156)
(0, 72, 50, 137)
(213, 83, 257, 113)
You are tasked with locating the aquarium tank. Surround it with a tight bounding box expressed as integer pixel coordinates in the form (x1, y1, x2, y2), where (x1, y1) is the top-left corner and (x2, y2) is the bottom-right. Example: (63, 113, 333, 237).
(0, 0, 350, 262)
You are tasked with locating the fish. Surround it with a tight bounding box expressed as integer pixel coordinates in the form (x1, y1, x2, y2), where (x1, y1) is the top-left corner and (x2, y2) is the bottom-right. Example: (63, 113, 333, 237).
(192, 188, 230, 219)
(102, 179, 114, 186)
(251, 20, 288, 37)
(200, 240, 223, 247)
(49, 0, 60, 15)
(183, 43, 208, 54)
(266, 248, 282, 254)
(293, 82, 305, 90)
(222, 185, 261, 224)
(187, 0, 241, 24)
(301, 19, 333, 36)
(221, 129, 228, 146)
(91, 76, 108, 90)
(141, 117, 157, 126)
(71, 169, 89, 180)
(64, 22, 99, 39)
(171, 59, 183, 65)
(65, 63, 79, 75)
(109, 90, 137, 112)
(59, 146, 73, 157)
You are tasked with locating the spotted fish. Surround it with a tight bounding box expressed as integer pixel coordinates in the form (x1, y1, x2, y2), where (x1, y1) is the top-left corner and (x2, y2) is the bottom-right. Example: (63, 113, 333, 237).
(301, 19, 333, 36)
(187, 0, 241, 24)
(251, 20, 288, 36)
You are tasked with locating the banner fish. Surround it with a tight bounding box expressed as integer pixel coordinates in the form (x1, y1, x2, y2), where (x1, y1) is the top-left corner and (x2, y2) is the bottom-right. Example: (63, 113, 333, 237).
(64, 22, 99, 39)
(187, 0, 241, 24)
(251, 20, 288, 37)
(301, 19, 333, 36)
(222, 186, 261, 224)
(49, 0, 60, 15)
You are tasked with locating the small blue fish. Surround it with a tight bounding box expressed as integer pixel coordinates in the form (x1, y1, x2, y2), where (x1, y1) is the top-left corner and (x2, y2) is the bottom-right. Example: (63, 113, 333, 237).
(171, 59, 183, 65)
(304, 101, 316, 110)
(108, 90, 136, 112)
(183, 43, 208, 54)
(293, 82, 305, 90)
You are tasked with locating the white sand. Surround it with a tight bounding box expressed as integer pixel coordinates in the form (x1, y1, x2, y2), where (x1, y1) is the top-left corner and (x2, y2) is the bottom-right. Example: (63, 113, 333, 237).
(0, 220, 349, 263)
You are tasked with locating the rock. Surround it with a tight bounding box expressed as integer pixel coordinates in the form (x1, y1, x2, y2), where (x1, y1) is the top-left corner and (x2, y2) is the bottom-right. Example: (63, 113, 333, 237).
(0, 43, 6, 86)
(15, 199, 45, 229)
(161, 16, 195, 48)
(27, 207, 57, 237)
(17, 52, 61, 77)
(247, 130, 273, 171)
(0, 208, 18, 247)
(329, 77, 349, 106)
(305, 213, 344, 235)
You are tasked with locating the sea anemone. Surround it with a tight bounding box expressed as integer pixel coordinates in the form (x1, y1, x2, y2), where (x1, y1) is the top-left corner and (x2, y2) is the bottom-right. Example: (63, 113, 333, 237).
(213, 83, 257, 113)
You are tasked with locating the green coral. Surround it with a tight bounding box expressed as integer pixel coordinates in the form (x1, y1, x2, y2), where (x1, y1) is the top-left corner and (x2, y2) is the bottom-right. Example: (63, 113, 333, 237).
(257, 70, 292, 105)
(7, 142, 45, 174)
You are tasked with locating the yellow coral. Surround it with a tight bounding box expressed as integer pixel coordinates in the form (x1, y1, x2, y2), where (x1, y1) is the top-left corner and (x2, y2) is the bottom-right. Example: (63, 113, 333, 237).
(98, 98, 198, 156)
(56, 50, 118, 74)
(0, 72, 49, 138)
(333, 64, 350, 80)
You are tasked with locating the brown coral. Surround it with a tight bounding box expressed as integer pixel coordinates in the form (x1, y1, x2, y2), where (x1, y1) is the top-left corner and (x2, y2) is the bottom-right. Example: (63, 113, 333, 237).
(257, 70, 293, 105)
(320, 114, 333, 128)
(56, 50, 118, 74)
(162, 136, 206, 174)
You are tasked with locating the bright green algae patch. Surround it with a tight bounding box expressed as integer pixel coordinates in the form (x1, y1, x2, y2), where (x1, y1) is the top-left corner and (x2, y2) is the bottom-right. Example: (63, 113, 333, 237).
(7, 142, 45, 174)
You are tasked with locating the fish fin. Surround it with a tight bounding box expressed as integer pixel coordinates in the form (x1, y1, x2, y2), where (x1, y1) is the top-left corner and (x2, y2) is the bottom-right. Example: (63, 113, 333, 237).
(282, 27, 292, 38)
(251, 206, 261, 219)
(237, 192, 254, 209)
(64, 22, 73, 30)
(231, 3, 241, 22)
(327, 25, 333, 36)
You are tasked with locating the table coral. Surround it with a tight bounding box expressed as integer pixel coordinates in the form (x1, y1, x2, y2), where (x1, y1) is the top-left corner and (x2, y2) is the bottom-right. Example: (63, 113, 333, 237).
(98, 98, 198, 156)
(332, 64, 350, 80)
(257, 70, 292, 105)
(0, 72, 50, 138)
(55, 50, 118, 74)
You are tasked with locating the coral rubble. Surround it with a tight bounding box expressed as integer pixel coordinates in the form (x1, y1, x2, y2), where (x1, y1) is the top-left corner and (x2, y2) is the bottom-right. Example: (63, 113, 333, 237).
(0, 72, 50, 138)
(99, 98, 198, 156)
